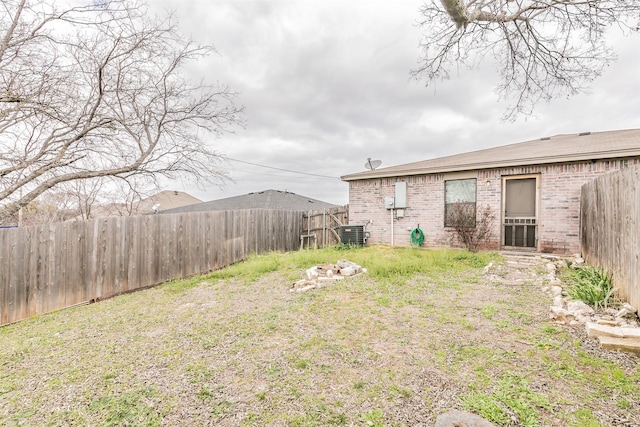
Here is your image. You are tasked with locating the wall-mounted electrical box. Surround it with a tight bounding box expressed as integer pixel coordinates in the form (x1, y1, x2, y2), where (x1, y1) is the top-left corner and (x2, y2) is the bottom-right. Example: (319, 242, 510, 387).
(394, 182, 407, 208)
(384, 197, 395, 209)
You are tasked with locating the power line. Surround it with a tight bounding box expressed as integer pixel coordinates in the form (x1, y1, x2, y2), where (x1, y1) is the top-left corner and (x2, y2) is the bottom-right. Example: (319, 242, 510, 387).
(219, 166, 326, 180)
(226, 157, 338, 179)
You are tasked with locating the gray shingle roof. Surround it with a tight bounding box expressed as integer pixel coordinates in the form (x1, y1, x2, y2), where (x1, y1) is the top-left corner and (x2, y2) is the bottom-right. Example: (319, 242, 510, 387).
(158, 190, 339, 214)
(341, 128, 640, 181)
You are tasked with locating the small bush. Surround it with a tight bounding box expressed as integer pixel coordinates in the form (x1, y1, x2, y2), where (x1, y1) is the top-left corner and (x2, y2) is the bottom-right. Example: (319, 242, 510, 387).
(567, 266, 615, 310)
(446, 204, 496, 252)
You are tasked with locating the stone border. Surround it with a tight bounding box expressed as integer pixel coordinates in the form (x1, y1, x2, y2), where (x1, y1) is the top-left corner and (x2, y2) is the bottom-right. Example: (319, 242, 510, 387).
(545, 255, 640, 354)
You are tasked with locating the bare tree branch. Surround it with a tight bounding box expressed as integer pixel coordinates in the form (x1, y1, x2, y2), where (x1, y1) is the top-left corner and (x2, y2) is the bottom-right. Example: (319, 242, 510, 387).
(413, 0, 640, 118)
(0, 0, 243, 224)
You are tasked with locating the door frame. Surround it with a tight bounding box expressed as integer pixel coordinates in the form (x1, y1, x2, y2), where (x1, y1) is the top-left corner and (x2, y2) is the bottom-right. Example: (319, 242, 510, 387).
(501, 174, 541, 251)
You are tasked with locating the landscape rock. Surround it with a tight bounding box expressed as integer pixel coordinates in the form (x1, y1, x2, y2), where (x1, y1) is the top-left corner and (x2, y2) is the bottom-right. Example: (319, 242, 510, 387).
(571, 257, 585, 267)
(619, 325, 640, 336)
(483, 261, 494, 274)
(616, 306, 635, 319)
(545, 262, 556, 273)
(318, 275, 345, 282)
(604, 307, 619, 316)
(598, 336, 640, 354)
(587, 322, 625, 338)
(337, 259, 358, 268)
(291, 259, 364, 293)
(317, 264, 338, 277)
(339, 267, 356, 276)
(597, 319, 621, 327)
(550, 306, 574, 323)
(434, 410, 496, 427)
(578, 314, 595, 324)
(290, 280, 317, 293)
(567, 300, 594, 317)
(305, 267, 318, 280)
(548, 277, 562, 286)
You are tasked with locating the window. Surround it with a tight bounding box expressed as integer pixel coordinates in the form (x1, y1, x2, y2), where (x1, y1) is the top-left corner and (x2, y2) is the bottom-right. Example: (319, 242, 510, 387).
(445, 178, 477, 227)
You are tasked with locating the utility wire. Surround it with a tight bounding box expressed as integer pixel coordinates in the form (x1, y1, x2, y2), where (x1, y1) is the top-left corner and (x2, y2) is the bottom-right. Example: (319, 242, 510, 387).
(219, 166, 327, 180)
(226, 157, 338, 179)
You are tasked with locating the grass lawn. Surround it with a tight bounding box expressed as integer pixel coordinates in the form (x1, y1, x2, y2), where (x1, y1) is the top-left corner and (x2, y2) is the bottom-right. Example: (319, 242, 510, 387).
(1, 246, 638, 426)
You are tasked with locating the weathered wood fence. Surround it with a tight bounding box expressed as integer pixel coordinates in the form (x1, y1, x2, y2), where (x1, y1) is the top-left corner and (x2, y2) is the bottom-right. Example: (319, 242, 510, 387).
(0, 209, 304, 325)
(301, 206, 349, 249)
(581, 165, 639, 310)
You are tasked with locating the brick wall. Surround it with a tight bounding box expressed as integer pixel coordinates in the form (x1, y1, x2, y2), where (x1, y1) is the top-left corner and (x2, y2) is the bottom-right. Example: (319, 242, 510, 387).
(348, 158, 640, 254)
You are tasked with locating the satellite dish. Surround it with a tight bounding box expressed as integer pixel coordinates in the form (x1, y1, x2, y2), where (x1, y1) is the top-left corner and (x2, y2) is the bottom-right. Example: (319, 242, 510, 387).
(364, 157, 382, 170)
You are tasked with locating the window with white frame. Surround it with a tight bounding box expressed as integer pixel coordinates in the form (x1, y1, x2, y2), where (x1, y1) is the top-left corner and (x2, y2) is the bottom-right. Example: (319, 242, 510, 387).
(444, 178, 477, 227)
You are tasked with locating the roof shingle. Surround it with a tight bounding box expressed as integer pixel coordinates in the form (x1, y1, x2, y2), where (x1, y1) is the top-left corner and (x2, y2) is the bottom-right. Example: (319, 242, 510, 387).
(341, 129, 640, 181)
(158, 189, 339, 214)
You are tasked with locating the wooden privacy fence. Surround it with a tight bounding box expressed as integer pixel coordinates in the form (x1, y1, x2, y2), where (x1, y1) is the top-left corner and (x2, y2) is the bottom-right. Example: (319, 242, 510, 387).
(0, 209, 303, 325)
(581, 165, 640, 310)
(301, 206, 348, 249)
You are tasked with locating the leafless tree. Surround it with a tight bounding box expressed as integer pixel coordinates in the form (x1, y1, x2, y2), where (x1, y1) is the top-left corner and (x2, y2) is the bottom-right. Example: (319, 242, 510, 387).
(64, 179, 108, 221)
(93, 177, 156, 217)
(56, 178, 132, 220)
(0, 0, 243, 224)
(14, 190, 78, 226)
(16, 200, 61, 226)
(8, 177, 151, 225)
(412, 0, 640, 118)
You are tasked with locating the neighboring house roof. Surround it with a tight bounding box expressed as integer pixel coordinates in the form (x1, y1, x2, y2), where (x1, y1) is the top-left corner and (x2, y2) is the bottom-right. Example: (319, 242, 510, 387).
(137, 190, 202, 215)
(341, 128, 640, 181)
(90, 190, 202, 217)
(158, 190, 340, 214)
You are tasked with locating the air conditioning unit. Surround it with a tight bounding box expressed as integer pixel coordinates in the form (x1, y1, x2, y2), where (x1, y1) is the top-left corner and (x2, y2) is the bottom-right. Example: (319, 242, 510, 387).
(339, 225, 365, 246)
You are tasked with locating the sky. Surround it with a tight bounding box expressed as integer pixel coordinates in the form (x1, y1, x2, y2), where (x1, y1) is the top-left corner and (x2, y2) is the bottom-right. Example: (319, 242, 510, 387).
(150, 0, 640, 206)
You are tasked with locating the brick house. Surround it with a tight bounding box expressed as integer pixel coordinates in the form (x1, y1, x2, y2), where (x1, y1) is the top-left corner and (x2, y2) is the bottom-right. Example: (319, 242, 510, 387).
(341, 129, 640, 254)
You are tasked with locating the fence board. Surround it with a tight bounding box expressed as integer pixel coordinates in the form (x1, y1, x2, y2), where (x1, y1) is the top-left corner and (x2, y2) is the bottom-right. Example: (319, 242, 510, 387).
(581, 166, 640, 310)
(25, 226, 36, 316)
(0, 231, 7, 324)
(9, 230, 21, 323)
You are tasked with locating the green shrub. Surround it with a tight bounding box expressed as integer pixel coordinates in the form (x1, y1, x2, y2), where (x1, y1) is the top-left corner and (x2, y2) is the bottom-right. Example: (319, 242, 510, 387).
(567, 266, 615, 310)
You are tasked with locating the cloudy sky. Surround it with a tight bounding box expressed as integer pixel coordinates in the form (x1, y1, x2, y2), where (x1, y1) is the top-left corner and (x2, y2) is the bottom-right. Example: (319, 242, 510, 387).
(151, 0, 640, 206)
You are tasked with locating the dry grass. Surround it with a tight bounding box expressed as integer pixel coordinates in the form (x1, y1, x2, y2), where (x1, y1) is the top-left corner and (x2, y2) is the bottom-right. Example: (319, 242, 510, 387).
(1, 246, 638, 426)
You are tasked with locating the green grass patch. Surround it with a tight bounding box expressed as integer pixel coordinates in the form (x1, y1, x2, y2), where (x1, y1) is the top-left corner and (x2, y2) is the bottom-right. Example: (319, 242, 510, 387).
(568, 408, 601, 427)
(89, 387, 167, 427)
(359, 409, 385, 426)
(462, 373, 552, 427)
(565, 265, 615, 309)
(207, 252, 282, 285)
(480, 305, 498, 318)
